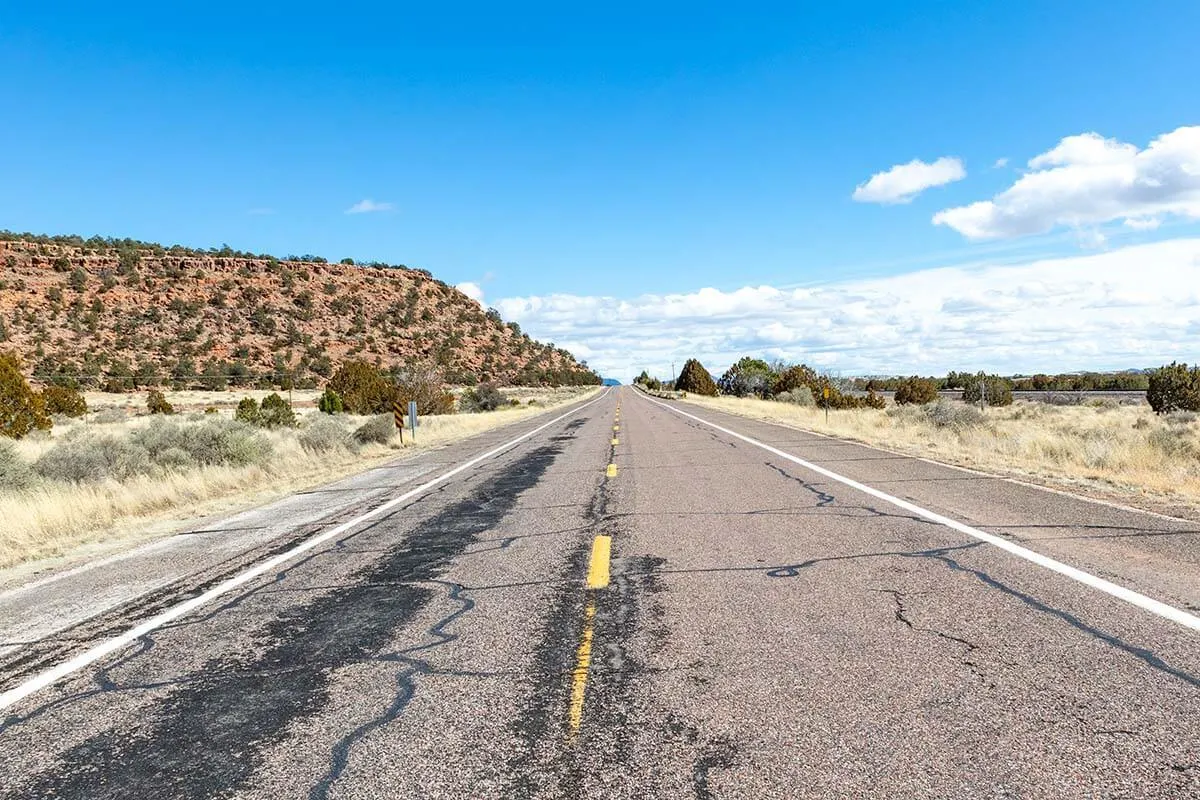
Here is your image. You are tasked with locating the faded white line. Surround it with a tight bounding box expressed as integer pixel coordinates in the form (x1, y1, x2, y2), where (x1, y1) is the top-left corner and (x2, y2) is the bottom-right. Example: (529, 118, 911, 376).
(0, 389, 611, 712)
(637, 392, 1200, 634)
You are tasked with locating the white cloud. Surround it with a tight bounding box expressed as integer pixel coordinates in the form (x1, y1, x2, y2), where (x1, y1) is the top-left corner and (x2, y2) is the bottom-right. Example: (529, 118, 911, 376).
(345, 198, 395, 214)
(247, 207, 275, 216)
(455, 281, 485, 304)
(993, 158, 1009, 169)
(852, 157, 966, 204)
(934, 126, 1200, 239)
(494, 238, 1200, 380)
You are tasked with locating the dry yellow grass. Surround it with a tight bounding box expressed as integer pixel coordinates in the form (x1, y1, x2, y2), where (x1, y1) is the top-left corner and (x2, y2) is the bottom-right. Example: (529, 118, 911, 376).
(677, 394, 1200, 513)
(0, 387, 600, 571)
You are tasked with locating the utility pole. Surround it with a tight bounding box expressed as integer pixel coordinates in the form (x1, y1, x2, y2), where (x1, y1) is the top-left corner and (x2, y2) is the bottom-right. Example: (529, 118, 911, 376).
(671, 361, 676, 390)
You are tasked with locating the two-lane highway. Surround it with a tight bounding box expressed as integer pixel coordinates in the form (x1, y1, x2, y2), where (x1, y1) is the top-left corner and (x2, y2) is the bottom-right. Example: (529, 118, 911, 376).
(1, 386, 1198, 798)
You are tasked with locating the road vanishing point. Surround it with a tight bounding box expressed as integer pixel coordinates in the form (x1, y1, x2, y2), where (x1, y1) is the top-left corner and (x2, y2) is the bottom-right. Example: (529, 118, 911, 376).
(1, 386, 1198, 798)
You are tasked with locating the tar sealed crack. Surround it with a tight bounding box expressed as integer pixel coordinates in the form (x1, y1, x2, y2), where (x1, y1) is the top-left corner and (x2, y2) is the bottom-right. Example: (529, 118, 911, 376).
(505, 432, 669, 797)
(7, 443, 565, 800)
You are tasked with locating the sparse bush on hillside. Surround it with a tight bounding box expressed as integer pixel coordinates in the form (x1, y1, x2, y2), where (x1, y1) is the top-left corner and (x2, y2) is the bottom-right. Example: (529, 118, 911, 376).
(43, 385, 87, 417)
(147, 389, 174, 415)
(676, 359, 719, 396)
(0, 352, 51, 439)
(354, 414, 396, 445)
(328, 361, 396, 415)
(461, 382, 508, 412)
(1147, 362, 1200, 414)
(894, 376, 940, 406)
(318, 387, 344, 414)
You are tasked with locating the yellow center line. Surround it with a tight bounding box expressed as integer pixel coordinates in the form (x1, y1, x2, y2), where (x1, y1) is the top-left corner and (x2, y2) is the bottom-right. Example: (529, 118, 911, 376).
(611, 438, 619, 446)
(566, 601, 596, 737)
(586, 535, 612, 589)
(606, 463, 618, 477)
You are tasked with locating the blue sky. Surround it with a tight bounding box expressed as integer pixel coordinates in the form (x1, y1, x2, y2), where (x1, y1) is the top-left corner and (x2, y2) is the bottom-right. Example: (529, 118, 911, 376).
(3, 3, 1199, 378)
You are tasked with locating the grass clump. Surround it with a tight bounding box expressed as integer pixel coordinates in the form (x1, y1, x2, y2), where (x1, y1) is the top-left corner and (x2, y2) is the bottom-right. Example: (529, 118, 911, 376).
(299, 417, 352, 453)
(353, 414, 396, 445)
(775, 387, 815, 406)
(924, 399, 986, 430)
(0, 440, 35, 491)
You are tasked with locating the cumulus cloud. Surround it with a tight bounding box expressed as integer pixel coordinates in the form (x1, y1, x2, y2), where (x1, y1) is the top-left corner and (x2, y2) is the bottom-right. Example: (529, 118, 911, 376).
(494, 239, 1200, 380)
(852, 157, 966, 204)
(345, 198, 395, 214)
(455, 281, 485, 304)
(934, 126, 1200, 239)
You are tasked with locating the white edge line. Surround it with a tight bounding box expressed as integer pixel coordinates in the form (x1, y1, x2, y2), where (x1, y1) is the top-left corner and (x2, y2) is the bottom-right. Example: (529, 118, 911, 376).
(683, 397, 1195, 525)
(0, 388, 612, 712)
(636, 391, 1200, 635)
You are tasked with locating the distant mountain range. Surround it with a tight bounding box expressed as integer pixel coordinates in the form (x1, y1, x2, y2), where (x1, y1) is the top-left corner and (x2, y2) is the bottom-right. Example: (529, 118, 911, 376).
(0, 232, 600, 389)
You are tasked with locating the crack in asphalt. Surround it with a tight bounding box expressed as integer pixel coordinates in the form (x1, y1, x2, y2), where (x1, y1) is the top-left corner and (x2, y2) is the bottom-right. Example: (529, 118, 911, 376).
(871, 588, 988, 686)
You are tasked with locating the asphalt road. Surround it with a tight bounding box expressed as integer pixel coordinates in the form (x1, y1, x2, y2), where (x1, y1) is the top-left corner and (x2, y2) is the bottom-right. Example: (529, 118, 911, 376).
(1, 386, 1198, 798)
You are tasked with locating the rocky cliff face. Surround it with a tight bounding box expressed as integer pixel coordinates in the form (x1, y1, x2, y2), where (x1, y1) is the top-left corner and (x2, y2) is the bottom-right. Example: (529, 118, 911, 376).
(0, 234, 598, 389)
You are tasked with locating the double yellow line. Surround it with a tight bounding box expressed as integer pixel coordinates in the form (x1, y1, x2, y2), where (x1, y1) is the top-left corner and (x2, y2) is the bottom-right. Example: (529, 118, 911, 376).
(567, 397, 622, 738)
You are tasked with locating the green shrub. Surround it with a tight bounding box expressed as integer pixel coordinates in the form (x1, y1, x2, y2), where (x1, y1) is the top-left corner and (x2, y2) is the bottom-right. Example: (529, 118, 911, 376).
(43, 384, 88, 417)
(328, 361, 395, 414)
(962, 375, 1013, 407)
(675, 358, 719, 396)
(204, 406, 220, 414)
(147, 389, 174, 415)
(299, 418, 352, 453)
(235, 397, 261, 425)
(317, 387, 344, 414)
(461, 381, 507, 412)
(354, 414, 396, 445)
(894, 377, 939, 406)
(0, 352, 52, 438)
(718, 357, 775, 398)
(0, 440, 35, 491)
(774, 364, 819, 395)
(1147, 362, 1200, 414)
(259, 393, 296, 428)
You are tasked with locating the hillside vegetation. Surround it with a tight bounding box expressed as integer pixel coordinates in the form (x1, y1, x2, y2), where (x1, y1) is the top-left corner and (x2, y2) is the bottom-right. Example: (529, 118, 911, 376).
(0, 231, 599, 390)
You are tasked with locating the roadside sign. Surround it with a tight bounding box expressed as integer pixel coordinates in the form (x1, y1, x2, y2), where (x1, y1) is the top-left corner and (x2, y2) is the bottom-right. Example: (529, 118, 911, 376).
(393, 400, 405, 444)
(408, 400, 418, 441)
